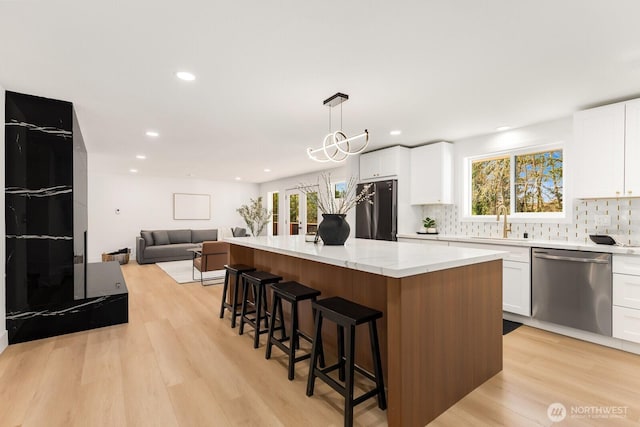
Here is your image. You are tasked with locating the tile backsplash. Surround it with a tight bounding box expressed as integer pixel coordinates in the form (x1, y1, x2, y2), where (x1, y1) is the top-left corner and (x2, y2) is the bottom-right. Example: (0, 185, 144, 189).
(422, 198, 640, 246)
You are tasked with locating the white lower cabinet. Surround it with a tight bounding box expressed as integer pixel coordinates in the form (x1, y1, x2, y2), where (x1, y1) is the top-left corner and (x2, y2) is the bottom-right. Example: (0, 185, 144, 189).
(613, 273, 640, 310)
(503, 260, 531, 316)
(613, 255, 640, 343)
(613, 306, 640, 344)
(448, 242, 531, 316)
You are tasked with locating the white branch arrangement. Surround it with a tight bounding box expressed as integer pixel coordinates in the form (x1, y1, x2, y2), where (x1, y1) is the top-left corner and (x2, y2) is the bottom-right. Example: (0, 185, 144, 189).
(298, 173, 374, 215)
(237, 197, 272, 236)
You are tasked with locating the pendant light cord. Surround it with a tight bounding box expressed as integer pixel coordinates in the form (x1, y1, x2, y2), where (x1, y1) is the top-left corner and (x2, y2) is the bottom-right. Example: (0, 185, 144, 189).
(327, 97, 345, 132)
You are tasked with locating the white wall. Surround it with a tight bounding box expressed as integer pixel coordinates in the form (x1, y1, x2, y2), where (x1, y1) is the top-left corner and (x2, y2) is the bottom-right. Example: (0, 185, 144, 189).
(1, 84, 7, 353)
(88, 155, 259, 262)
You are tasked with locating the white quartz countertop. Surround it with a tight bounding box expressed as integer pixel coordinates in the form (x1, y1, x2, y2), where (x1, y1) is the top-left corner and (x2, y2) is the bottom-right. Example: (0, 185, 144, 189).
(225, 235, 506, 278)
(396, 233, 640, 255)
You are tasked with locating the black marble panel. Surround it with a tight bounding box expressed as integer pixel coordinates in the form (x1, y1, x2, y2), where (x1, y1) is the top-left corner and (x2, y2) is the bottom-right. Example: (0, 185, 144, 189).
(72, 108, 87, 298)
(5, 91, 93, 344)
(7, 293, 128, 344)
(5, 238, 74, 311)
(5, 192, 73, 237)
(6, 262, 128, 344)
(5, 91, 72, 132)
(5, 92, 73, 191)
(5, 91, 75, 323)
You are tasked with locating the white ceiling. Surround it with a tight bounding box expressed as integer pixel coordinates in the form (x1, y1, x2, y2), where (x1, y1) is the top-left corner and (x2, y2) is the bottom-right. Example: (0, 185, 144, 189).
(2, 0, 640, 183)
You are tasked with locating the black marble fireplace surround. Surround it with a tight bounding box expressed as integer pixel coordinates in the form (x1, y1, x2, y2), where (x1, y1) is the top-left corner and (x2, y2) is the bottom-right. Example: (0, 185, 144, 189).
(5, 91, 127, 343)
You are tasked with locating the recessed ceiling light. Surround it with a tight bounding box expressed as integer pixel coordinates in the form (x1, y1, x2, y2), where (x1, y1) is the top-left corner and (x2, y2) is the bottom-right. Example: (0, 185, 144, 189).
(496, 126, 511, 132)
(390, 130, 402, 136)
(264, 168, 271, 173)
(176, 71, 196, 81)
(145, 131, 159, 137)
(136, 154, 146, 160)
(129, 169, 138, 173)
(235, 177, 242, 181)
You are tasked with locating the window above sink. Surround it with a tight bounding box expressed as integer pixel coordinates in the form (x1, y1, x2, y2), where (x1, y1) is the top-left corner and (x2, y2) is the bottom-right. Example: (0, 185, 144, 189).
(463, 143, 567, 223)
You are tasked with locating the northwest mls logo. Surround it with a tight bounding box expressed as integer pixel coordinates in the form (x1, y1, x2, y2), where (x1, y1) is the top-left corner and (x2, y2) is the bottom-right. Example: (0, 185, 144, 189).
(547, 402, 628, 422)
(547, 402, 567, 422)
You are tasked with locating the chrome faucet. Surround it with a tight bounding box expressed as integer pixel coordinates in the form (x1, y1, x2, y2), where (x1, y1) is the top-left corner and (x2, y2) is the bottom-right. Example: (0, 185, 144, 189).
(496, 204, 512, 238)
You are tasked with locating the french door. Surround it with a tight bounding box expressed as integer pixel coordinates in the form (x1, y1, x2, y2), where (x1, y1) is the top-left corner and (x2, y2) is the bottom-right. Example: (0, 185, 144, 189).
(285, 188, 319, 236)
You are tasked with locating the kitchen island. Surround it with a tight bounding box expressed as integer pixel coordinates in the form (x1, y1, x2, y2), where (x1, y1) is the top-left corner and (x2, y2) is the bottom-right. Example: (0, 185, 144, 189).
(225, 236, 505, 426)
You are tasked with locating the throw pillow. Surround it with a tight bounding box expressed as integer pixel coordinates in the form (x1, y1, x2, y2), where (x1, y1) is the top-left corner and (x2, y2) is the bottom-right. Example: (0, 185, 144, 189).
(168, 229, 191, 244)
(141, 230, 154, 246)
(232, 227, 247, 237)
(192, 229, 218, 243)
(152, 230, 170, 246)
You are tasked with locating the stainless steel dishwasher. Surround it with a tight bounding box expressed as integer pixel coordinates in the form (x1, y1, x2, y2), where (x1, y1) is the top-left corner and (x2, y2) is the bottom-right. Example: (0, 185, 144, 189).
(532, 248, 612, 336)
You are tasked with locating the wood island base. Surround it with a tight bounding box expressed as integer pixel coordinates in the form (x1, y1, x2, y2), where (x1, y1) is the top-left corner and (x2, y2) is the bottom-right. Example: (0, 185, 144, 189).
(229, 244, 503, 426)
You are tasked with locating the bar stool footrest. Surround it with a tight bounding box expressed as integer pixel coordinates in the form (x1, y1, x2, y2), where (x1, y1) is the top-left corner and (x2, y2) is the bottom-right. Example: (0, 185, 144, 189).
(313, 368, 382, 408)
(317, 363, 342, 375)
(312, 370, 345, 397)
(353, 389, 382, 407)
(297, 331, 314, 343)
(353, 364, 376, 383)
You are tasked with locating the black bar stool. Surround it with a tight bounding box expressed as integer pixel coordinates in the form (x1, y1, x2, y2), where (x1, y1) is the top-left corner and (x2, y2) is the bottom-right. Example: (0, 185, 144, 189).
(306, 296, 387, 427)
(239, 270, 283, 348)
(219, 264, 255, 328)
(265, 281, 325, 380)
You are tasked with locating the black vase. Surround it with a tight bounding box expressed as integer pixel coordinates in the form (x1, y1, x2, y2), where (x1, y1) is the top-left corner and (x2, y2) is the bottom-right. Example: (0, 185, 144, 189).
(317, 214, 350, 245)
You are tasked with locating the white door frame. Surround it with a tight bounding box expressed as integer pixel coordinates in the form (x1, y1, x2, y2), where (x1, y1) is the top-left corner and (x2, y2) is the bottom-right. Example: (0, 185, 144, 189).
(284, 189, 305, 236)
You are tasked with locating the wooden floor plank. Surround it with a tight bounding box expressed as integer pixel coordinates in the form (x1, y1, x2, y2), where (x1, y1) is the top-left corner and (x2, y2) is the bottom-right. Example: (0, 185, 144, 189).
(71, 375, 127, 427)
(121, 351, 179, 427)
(1, 261, 640, 426)
(145, 318, 201, 387)
(0, 339, 56, 427)
(167, 378, 232, 427)
(81, 332, 123, 385)
(22, 342, 86, 427)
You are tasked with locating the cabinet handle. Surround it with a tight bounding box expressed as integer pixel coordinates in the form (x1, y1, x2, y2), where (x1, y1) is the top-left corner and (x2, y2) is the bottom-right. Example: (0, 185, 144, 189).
(628, 190, 633, 195)
(616, 191, 621, 196)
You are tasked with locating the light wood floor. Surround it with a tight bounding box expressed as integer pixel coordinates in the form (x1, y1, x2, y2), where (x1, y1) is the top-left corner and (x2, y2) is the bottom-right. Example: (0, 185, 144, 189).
(0, 262, 639, 427)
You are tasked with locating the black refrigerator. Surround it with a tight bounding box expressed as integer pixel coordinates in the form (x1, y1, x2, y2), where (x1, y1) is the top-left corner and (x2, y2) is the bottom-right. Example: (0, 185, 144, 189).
(355, 179, 398, 241)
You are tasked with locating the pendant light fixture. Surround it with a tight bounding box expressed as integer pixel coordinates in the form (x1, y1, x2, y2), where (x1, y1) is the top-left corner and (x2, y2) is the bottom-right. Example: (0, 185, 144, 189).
(307, 92, 369, 163)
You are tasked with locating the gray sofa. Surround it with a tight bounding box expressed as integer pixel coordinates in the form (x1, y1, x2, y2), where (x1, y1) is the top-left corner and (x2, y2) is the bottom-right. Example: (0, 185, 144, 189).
(136, 229, 219, 264)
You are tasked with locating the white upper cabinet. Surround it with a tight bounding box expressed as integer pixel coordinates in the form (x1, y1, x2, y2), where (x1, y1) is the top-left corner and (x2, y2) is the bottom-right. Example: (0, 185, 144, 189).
(624, 99, 640, 196)
(359, 146, 405, 181)
(409, 142, 453, 204)
(572, 99, 639, 198)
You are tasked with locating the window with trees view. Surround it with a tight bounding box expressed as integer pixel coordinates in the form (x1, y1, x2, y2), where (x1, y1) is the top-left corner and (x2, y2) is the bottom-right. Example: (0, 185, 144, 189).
(271, 192, 279, 235)
(472, 155, 510, 215)
(470, 147, 563, 216)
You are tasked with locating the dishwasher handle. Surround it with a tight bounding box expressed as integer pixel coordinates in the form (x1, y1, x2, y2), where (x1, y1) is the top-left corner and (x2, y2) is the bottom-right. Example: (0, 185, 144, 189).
(533, 252, 610, 264)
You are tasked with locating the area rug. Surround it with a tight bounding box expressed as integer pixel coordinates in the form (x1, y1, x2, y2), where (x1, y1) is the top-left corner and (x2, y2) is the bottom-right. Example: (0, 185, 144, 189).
(156, 260, 225, 285)
(503, 319, 522, 335)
